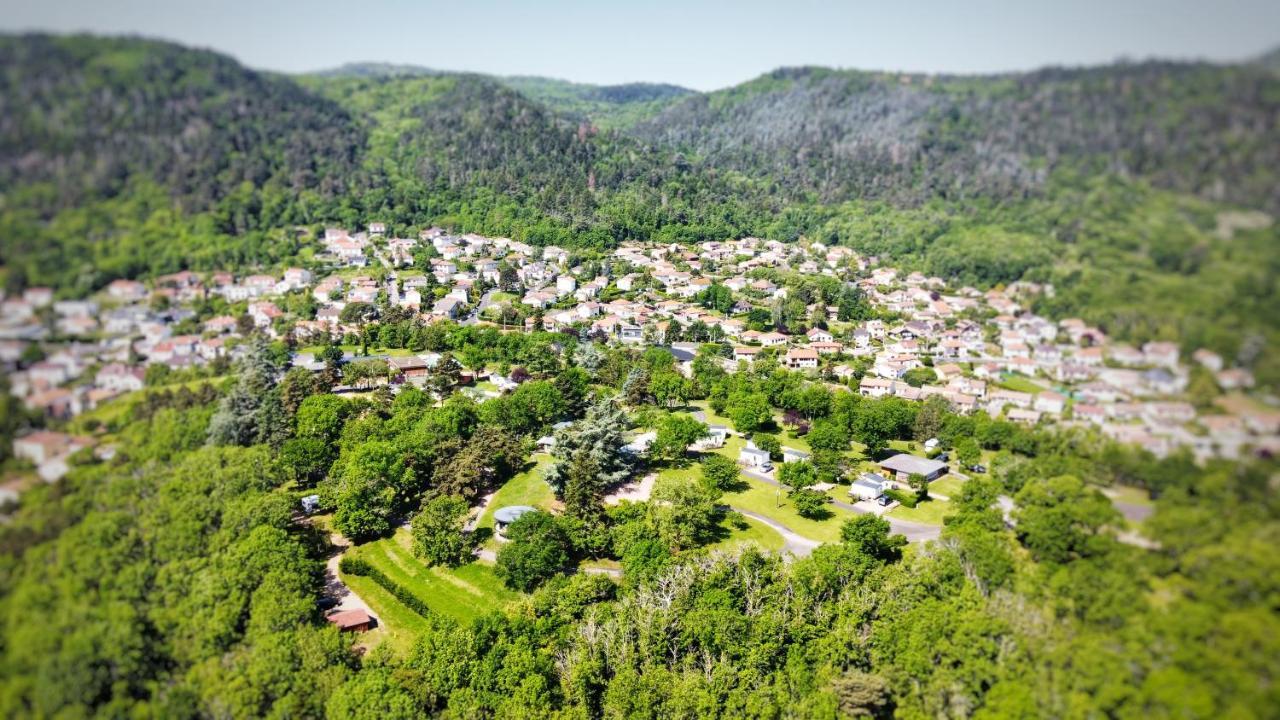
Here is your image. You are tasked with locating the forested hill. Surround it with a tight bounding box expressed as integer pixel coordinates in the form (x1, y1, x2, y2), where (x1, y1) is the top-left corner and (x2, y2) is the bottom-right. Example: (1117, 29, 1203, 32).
(629, 63, 1280, 213)
(0, 34, 364, 216)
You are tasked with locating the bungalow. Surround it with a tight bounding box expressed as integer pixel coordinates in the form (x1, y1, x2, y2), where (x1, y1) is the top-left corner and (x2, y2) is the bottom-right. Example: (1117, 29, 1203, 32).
(759, 332, 788, 347)
(859, 377, 895, 398)
(695, 425, 730, 450)
(326, 609, 374, 633)
(738, 445, 772, 470)
(849, 472, 889, 500)
(1007, 408, 1042, 424)
(781, 447, 809, 464)
(878, 453, 947, 482)
(388, 355, 432, 379)
(733, 346, 761, 363)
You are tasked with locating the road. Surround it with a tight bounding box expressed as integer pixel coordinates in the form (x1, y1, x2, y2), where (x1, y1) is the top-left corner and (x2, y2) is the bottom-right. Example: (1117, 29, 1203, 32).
(732, 507, 821, 557)
(461, 290, 498, 326)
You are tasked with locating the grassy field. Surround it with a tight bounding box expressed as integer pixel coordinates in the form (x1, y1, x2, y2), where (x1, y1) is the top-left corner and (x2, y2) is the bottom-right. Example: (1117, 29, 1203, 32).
(705, 514, 786, 553)
(476, 454, 557, 530)
(929, 475, 968, 499)
(343, 529, 522, 625)
(689, 400, 736, 429)
(887, 497, 953, 525)
(724, 477, 852, 544)
(341, 573, 431, 655)
(997, 374, 1046, 394)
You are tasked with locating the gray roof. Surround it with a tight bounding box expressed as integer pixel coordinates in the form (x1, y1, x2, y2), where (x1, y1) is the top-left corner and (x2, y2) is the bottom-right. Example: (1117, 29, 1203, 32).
(494, 506, 538, 524)
(878, 453, 947, 476)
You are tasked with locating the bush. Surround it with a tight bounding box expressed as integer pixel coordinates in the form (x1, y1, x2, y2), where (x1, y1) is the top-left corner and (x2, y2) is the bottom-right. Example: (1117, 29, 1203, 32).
(884, 488, 917, 508)
(790, 488, 830, 519)
(338, 556, 432, 617)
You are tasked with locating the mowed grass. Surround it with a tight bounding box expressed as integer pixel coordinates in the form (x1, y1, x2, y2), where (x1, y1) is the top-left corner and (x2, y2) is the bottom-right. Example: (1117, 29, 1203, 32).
(997, 374, 1045, 394)
(724, 477, 852, 544)
(705, 514, 785, 554)
(345, 529, 522, 626)
(887, 497, 953, 525)
(930, 475, 968, 499)
(341, 573, 430, 655)
(476, 454, 557, 530)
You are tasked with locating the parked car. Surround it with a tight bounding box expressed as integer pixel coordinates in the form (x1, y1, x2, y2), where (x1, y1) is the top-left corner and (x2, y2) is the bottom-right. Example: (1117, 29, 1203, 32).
(876, 495, 892, 507)
(937, 452, 950, 462)
(968, 464, 987, 474)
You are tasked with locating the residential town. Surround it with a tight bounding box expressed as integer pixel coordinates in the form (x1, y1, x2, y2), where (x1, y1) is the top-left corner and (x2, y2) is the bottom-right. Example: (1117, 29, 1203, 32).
(4, 225, 1277, 495)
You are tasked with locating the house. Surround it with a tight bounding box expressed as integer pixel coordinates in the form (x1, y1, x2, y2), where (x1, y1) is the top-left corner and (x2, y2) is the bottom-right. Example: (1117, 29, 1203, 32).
(695, 425, 730, 450)
(806, 327, 834, 343)
(782, 447, 809, 463)
(759, 332, 788, 347)
(1034, 391, 1067, 415)
(388, 355, 432, 379)
(13, 430, 91, 465)
(432, 297, 464, 319)
(739, 445, 772, 470)
(733, 346, 761, 363)
(785, 347, 820, 370)
(878, 453, 947, 482)
(849, 472, 889, 501)
(326, 609, 374, 633)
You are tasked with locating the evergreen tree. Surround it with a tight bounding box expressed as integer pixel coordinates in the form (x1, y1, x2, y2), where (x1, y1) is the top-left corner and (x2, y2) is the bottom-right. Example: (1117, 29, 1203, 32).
(544, 396, 633, 518)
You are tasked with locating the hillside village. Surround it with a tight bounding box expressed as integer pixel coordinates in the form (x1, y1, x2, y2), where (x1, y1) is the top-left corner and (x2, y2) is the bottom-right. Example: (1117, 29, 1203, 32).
(3, 225, 1277, 494)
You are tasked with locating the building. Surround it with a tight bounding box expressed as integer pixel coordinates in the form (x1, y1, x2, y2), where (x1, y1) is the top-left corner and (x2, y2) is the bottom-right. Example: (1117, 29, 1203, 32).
(494, 506, 538, 538)
(878, 453, 948, 482)
(738, 445, 772, 470)
(326, 609, 374, 633)
(785, 347, 820, 370)
(782, 447, 810, 463)
(849, 472, 889, 500)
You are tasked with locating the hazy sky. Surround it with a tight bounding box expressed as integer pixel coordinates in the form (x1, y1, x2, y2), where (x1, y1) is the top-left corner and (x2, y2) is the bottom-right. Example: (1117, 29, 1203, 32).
(5, 0, 1279, 90)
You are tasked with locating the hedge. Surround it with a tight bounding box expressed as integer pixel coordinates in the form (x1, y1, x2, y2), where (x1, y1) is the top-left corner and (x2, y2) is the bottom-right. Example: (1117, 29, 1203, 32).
(885, 488, 918, 508)
(338, 555, 433, 618)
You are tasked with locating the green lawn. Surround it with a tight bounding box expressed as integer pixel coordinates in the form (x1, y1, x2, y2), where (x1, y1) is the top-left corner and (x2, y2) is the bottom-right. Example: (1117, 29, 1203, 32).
(705, 514, 786, 554)
(341, 573, 431, 655)
(724, 477, 852, 544)
(476, 454, 557, 530)
(344, 529, 522, 625)
(689, 400, 736, 430)
(1107, 484, 1154, 507)
(930, 475, 968, 499)
(887, 497, 953, 525)
(997, 374, 1045, 394)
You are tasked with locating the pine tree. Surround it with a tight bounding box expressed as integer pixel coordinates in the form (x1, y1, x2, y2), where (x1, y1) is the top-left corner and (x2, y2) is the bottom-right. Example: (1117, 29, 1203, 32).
(544, 396, 633, 518)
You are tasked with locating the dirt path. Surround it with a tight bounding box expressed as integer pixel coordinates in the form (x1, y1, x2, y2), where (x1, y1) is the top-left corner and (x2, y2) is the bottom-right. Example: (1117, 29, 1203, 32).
(324, 533, 374, 616)
(604, 472, 656, 505)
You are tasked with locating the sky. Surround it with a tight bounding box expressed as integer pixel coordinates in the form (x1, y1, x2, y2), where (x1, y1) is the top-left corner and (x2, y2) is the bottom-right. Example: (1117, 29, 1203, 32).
(5, 0, 1279, 90)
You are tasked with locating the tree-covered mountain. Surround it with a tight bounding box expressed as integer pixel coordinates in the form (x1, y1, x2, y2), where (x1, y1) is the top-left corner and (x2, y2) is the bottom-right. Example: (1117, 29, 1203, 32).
(498, 76, 694, 129)
(629, 63, 1280, 213)
(1, 33, 1278, 382)
(0, 34, 364, 216)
